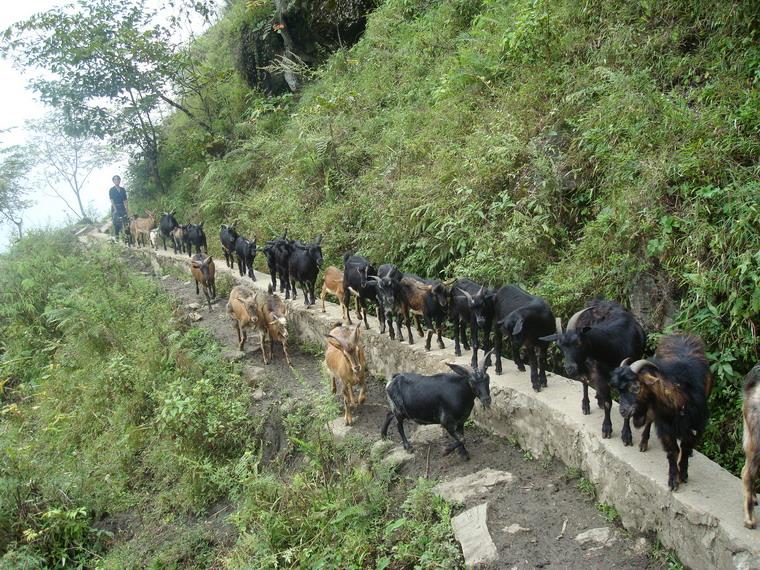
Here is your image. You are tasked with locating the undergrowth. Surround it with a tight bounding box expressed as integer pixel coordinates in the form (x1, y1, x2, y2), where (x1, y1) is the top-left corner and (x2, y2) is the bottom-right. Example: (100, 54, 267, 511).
(128, 0, 759, 475)
(0, 230, 462, 568)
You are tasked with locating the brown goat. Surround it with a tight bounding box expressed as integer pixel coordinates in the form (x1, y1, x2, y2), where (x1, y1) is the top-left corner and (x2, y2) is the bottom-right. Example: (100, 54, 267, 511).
(130, 210, 157, 247)
(743, 364, 760, 529)
(320, 266, 349, 321)
(190, 254, 216, 312)
(226, 285, 259, 351)
(170, 225, 186, 254)
(324, 324, 367, 425)
(399, 275, 449, 350)
(252, 285, 291, 366)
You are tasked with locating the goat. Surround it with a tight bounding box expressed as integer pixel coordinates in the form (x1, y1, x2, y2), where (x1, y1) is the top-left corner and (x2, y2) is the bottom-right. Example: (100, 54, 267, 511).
(492, 285, 555, 392)
(371, 264, 404, 341)
(252, 284, 291, 366)
(742, 364, 760, 528)
(342, 254, 383, 331)
(219, 224, 238, 269)
(325, 324, 367, 425)
(610, 334, 712, 491)
(130, 211, 157, 248)
(149, 228, 159, 250)
(226, 285, 259, 351)
(398, 274, 448, 351)
(449, 279, 495, 369)
(262, 243, 278, 291)
(320, 266, 350, 321)
(170, 225, 186, 255)
(184, 222, 207, 257)
(235, 235, 257, 280)
(189, 254, 216, 312)
(381, 350, 493, 460)
(269, 232, 295, 298)
(158, 211, 179, 251)
(288, 235, 323, 306)
(540, 299, 646, 445)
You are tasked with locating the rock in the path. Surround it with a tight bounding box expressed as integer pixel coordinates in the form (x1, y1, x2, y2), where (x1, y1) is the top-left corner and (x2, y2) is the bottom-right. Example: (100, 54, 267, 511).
(188, 312, 203, 322)
(329, 417, 352, 441)
(631, 537, 649, 556)
(381, 445, 414, 468)
(411, 424, 443, 444)
(224, 349, 245, 362)
(433, 468, 514, 503)
(503, 523, 531, 534)
(186, 302, 201, 310)
(574, 527, 615, 548)
(252, 388, 265, 401)
(451, 503, 498, 568)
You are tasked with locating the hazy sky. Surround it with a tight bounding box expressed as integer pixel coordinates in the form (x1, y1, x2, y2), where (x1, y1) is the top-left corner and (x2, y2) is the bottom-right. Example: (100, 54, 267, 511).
(0, 1, 210, 249)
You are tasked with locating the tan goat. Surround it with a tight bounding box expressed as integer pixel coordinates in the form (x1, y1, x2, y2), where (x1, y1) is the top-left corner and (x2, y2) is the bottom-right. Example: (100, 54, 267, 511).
(190, 254, 216, 312)
(324, 324, 367, 425)
(743, 365, 760, 529)
(252, 285, 292, 366)
(130, 210, 157, 247)
(320, 265, 349, 321)
(226, 285, 259, 351)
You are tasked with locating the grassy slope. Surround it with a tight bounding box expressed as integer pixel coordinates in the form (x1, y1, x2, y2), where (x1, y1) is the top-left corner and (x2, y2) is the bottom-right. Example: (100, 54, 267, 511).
(0, 231, 460, 568)
(132, 0, 760, 474)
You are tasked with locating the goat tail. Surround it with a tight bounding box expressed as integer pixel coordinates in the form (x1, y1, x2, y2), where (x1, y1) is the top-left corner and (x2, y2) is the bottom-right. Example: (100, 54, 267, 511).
(385, 374, 410, 419)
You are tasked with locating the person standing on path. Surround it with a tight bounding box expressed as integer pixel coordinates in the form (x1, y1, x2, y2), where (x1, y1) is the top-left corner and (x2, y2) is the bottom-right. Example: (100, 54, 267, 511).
(109, 175, 129, 240)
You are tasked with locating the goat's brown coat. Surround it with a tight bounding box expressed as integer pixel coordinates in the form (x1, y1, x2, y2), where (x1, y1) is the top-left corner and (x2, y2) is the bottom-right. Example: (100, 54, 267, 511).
(743, 365, 760, 529)
(251, 287, 291, 366)
(320, 266, 349, 321)
(190, 255, 216, 311)
(226, 286, 259, 351)
(324, 324, 367, 425)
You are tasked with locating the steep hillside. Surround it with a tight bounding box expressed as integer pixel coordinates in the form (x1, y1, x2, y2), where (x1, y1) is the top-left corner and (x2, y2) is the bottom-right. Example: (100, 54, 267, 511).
(129, 0, 760, 472)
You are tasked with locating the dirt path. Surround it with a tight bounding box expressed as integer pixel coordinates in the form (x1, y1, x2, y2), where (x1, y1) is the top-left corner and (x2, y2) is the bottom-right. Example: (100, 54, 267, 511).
(127, 244, 663, 570)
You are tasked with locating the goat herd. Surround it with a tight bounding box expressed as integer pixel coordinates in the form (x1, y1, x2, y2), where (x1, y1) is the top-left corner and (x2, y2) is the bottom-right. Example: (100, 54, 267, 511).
(121, 210, 760, 531)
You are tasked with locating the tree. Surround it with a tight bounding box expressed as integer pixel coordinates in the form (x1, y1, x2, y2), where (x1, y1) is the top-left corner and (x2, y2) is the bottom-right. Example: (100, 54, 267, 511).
(2, 0, 217, 193)
(0, 143, 31, 239)
(28, 114, 113, 222)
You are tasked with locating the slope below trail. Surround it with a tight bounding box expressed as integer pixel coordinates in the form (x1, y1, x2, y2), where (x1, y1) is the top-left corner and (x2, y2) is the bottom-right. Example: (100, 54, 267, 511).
(123, 244, 661, 570)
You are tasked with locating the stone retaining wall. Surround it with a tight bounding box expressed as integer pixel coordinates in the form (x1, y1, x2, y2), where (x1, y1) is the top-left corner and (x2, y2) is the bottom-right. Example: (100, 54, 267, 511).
(142, 243, 759, 570)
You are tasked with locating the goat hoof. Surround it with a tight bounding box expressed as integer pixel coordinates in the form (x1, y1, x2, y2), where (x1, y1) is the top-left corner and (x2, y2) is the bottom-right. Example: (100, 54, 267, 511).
(622, 433, 633, 447)
(581, 402, 591, 415)
(454, 349, 462, 357)
(517, 365, 526, 372)
(532, 384, 541, 393)
(403, 444, 413, 453)
(745, 520, 756, 530)
(639, 441, 649, 452)
(540, 378, 548, 388)
(437, 342, 445, 350)
(602, 426, 612, 439)
(495, 367, 503, 376)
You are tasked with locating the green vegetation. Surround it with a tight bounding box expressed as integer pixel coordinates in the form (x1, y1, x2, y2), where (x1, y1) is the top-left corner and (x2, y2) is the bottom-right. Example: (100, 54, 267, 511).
(0, 231, 461, 568)
(120, 0, 757, 474)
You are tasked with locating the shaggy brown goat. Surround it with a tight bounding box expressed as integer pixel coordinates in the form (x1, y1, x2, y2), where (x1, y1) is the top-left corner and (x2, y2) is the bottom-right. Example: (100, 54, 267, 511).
(130, 210, 157, 247)
(324, 324, 367, 425)
(189, 254, 216, 312)
(320, 266, 349, 321)
(742, 364, 760, 529)
(226, 286, 259, 351)
(253, 285, 291, 366)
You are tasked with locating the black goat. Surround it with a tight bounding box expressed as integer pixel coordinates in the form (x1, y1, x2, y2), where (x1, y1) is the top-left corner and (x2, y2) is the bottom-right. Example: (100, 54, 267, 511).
(343, 254, 382, 331)
(273, 233, 295, 298)
(235, 235, 257, 279)
(540, 299, 646, 445)
(184, 223, 207, 257)
(372, 263, 404, 341)
(398, 275, 448, 351)
(492, 285, 555, 392)
(381, 351, 493, 460)
(288, 235, 323, 306)
(219, 224, 238, 269)
(449, 279, 495, 368)
(611, 334, 712, 491)
(158, 211, 179, 251)
(262, 243, 278, 291)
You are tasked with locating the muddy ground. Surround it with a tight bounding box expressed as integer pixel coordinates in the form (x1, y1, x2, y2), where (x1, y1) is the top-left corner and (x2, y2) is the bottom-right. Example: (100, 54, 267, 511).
(134, 248, 665, 570)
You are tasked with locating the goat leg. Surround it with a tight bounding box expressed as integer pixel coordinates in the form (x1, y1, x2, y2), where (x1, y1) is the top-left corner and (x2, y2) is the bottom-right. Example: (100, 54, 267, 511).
(538, 344, 548, 387)
(362, 300, 369, 330)
(435, 317, 445, 350)
(743, 456, 758, 528)
(380, 412, 394, 439)
(494, 331, 503, 375)
(469, 320, 479, 369)
(621, 416, 634, 447)
(395, 311, 404, 342)
(528, 348, 541, 392)
(662, 435, 680, 491)
(639, 417, 653, 452)
(461, 322, 470, 351)
(282, 340, 292, 367)
(512, 340, 526, 372)
(397, 419, 412, 452)
(452, 318, 462, 356)
(581, 381, 591, 415)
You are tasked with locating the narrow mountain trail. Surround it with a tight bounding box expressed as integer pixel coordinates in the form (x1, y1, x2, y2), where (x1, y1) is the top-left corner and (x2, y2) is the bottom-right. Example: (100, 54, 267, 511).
(122, 240, 663, 569)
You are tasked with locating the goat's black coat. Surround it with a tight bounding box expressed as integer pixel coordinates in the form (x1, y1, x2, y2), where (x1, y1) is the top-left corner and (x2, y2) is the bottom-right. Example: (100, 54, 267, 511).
(375, 263, 404, 340)
(343, 254, 382, 330)
(449, 278, 495, 368)
(381, 362, 492, 460)
(158, 211, 178, 251)
(234, 236, 257, 279)
(184, 223, 207, 257)
(492, 285, 556, 391)
(288, 236, 323, 306)
(219, 225, 238, 268)
(542, 299, 646, 444)
(611, 334, 710, 490)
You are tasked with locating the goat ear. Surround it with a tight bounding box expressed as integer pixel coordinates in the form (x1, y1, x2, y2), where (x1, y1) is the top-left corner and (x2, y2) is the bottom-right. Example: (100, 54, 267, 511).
(446, 363, 472, 378)
(512, 318, 524, 336)
(325, 334, 344, 349)
(640, 372, 660, 386)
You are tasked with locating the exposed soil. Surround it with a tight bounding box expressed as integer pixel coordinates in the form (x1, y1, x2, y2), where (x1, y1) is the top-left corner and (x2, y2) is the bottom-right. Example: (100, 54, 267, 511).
(127, 244, 665, 570)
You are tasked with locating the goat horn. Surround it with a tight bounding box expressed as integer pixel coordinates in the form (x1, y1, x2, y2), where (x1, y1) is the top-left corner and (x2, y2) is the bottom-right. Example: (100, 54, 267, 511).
(629, 359, 656, 374)
(456, 287, 474, 304)
(367, 276, 381, 282)
(619, 357, 633, 367)
(566, 307, 593, 332)
(555, 317, 563, 334)
(478, 349, 494, 373)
